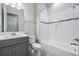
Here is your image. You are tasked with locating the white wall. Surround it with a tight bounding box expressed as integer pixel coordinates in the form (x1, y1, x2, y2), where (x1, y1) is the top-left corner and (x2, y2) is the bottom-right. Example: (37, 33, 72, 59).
(48, 3, 79, 22)
(48, 3, 77, 14)
(0, 3, 36, 35)
(36, 3, 79, 56)
(22, 3, 36, 36)
(48, 3, 79, 44)
(36, 3, 79, 44)
(36, 3, 48, 41)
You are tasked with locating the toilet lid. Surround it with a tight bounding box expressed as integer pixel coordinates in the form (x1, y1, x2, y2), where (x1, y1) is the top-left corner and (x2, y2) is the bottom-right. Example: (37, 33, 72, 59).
(32, 43, 42, 48)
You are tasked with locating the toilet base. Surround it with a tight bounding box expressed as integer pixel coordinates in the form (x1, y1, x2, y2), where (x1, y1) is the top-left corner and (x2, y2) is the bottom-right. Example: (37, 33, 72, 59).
(31, 49, 41, 56)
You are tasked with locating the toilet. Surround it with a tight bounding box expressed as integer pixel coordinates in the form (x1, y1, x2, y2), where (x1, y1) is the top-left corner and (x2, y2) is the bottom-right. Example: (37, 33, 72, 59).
(29, 36, 42, 56)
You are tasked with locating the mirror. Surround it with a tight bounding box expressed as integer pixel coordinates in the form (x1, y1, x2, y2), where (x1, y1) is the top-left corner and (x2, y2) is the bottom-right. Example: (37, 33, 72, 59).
(1, 4, 24, 32)
(7, 13, 19, 32)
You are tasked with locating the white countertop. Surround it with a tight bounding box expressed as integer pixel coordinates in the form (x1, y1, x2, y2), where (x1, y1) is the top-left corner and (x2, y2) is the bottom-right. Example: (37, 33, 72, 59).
(0, 32, 29, 41)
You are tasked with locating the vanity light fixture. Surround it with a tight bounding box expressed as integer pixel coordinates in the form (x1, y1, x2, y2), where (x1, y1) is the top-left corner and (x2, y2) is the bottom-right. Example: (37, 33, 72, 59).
(11, 4, 15, 7)
(5, 3, 10, 5)
(53, 3, 61, 6)
(4, 3, 22, 10)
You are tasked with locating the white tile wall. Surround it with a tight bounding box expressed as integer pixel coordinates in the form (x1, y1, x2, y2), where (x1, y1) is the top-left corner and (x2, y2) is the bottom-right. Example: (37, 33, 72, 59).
(49, 8, 77, 22)
(36, 3, 79, 44)
(24, 22, 36, 36)
(36, 4, 47, 40)
(39, 23, 49, 40)
(49, 20, 79, 44)
(40, 8, 48, 22)
(36, 3, 79, 56)
(48, 4, 79, 44)
(22, 3, 36, 36)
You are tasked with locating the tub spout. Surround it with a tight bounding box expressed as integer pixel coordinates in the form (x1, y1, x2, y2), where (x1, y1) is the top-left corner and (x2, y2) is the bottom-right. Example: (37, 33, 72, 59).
(71, 43, 79, 46)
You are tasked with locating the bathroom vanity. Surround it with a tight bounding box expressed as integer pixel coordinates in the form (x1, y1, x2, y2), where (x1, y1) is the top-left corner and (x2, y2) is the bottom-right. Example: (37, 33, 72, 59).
(0, 32, 29, 56)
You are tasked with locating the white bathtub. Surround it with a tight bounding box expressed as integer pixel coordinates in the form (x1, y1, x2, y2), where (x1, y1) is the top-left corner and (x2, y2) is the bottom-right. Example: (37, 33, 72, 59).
(40, 39, 79, 56)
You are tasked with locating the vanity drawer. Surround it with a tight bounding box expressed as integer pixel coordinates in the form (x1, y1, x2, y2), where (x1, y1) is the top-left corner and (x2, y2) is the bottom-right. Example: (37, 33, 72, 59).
(0, 36, 29, 48)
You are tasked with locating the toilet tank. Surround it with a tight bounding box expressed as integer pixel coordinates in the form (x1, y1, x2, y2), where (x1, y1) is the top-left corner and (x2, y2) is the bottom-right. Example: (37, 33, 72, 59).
(29, 36, 36, 44)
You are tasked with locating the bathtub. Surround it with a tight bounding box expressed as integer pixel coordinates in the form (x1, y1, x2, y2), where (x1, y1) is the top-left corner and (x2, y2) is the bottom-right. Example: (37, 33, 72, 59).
(40, 39, 79, 56)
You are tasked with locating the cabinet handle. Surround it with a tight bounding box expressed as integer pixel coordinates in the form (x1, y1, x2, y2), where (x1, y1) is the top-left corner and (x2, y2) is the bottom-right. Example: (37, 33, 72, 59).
(13, 48, 15, 51)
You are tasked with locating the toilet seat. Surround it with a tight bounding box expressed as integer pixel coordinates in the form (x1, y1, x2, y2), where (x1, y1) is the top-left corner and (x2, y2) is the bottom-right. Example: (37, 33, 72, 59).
(32, 43, 42, 49)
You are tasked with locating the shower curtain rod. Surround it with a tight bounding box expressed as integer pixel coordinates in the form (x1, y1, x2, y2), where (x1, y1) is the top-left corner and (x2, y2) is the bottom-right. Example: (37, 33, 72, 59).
(41, 17, 79, 24)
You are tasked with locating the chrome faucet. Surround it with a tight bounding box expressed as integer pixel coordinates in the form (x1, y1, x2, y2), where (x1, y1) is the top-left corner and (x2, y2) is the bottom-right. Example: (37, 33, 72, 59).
(71, 38, 79, 46)
(73, 38, 79, 42)
(71, 43, 79, 46)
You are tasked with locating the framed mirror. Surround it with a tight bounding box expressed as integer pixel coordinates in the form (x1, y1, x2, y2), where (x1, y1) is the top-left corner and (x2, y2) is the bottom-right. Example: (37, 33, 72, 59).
(2, 4, 24, 32)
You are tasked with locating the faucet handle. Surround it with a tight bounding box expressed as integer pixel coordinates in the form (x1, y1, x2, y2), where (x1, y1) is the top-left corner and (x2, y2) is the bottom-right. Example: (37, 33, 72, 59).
(73, 38, 79, 42)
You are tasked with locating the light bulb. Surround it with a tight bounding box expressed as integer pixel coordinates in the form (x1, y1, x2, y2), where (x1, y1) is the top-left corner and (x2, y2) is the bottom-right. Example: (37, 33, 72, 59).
(18, 3, 22, 7)
(54, 3, 61, 6)
(11, 4, 15, 7)
(5, 3, 10, 5)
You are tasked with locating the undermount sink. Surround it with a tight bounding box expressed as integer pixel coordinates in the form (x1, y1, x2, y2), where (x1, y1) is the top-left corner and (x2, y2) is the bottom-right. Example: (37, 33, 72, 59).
(0, 36, 6, 39)
(0, 35, 8, 40)
(0, 32, 28, 40)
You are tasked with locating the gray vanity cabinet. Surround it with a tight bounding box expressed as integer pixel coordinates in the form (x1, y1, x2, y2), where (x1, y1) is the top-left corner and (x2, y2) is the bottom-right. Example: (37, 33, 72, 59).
(0, 36, 29, 56)
(12, 42, 28, 56)
(0, 46, 13, 56)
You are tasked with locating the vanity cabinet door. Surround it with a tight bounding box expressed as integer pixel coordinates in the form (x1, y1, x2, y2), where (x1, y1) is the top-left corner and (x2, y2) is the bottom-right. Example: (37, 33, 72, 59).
(0, 4, 2, 32)
(0, 37, 29, 56)
(0, 47, 13, 56)
(13, 42, 28, 56)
